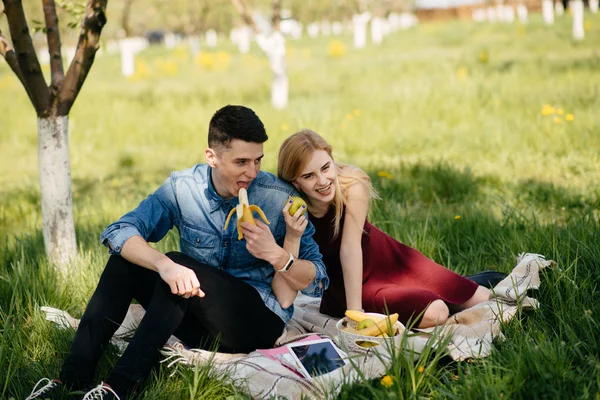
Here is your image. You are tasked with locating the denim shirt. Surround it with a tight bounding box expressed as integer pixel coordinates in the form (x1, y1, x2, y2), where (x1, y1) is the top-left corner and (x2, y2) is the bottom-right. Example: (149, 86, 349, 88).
(100, 164, 329, 323)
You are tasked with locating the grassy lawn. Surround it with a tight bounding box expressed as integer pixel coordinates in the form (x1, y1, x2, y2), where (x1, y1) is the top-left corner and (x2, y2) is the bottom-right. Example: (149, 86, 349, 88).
(1, 13, 599, 399)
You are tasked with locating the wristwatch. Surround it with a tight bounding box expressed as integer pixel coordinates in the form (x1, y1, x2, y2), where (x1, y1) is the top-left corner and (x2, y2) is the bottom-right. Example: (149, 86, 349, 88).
(276, 251, 295, 273)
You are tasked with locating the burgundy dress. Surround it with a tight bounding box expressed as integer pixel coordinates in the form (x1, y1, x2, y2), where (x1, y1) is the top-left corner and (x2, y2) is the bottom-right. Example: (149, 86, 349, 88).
(310, 206, 479, 325)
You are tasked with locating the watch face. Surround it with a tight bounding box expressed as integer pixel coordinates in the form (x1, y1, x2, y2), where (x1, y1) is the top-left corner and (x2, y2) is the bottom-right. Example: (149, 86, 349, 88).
(283, 253, 294, 271)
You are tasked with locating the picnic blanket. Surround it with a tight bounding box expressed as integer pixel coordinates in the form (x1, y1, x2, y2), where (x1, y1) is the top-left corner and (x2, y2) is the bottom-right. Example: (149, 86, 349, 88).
(42, 252, 556, 399)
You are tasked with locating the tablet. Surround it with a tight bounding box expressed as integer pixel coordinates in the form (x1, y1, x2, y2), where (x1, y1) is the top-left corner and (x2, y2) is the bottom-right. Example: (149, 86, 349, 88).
(286, 338, 348, 379)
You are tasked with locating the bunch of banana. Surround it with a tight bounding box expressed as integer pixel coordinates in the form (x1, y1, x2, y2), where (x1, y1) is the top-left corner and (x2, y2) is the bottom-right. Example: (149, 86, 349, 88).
(223, 188, 270, 240)
(344, 310, 399, 337)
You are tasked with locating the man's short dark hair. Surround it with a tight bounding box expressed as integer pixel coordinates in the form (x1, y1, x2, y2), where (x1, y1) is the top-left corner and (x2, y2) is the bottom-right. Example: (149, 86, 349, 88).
(208, 105, 268, 150)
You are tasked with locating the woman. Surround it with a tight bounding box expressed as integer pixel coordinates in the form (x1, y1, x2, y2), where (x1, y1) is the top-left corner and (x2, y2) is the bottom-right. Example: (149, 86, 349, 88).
(275, 129, 491, 328)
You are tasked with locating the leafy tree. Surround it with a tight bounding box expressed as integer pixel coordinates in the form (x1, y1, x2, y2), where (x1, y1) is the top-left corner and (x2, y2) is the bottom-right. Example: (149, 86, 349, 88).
(0, 0, 108, 270)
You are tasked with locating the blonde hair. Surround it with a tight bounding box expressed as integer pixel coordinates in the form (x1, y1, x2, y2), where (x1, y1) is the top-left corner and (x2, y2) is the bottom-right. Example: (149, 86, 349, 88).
(278, 129, 377, 238)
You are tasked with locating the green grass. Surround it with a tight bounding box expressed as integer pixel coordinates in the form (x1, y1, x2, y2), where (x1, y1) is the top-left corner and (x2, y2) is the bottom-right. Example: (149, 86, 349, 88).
(1, 13, 600, 399)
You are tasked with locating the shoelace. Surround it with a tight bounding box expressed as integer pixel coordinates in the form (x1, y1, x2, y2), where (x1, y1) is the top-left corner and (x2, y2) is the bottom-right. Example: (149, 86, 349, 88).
(82, 382, 121, 400)
(25, 378, 58, 400)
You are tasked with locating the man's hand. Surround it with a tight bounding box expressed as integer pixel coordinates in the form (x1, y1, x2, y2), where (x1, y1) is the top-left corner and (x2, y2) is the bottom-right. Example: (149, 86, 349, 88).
(241, 220, 285, 264)
(155, 258, 205, 299)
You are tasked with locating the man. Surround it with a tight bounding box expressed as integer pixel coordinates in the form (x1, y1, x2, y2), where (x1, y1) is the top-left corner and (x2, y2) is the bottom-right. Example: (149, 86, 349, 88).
(27, 105, 328, 400)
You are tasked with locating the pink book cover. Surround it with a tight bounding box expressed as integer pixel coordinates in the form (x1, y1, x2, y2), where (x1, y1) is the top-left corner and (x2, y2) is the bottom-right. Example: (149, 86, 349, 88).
(257, 334, 322, 377)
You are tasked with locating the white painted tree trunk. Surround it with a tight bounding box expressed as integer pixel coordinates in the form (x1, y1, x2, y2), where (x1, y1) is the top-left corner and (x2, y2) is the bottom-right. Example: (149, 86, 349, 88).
(555, 1, 564, 15)
(205, 30, 218, 48)
(487, 6, 498, 22)
(38, 116, 77, 269)
(353, 13, 371, 49)
(120, 39, 136, 77)
(371, 17, 385, 44)
(237, 27, 251, 54)
(571, 0, 585, 39)
(256, 32, 288, 109)
(542, 0, 555, 24)
(188, 36, 200, 58)
(517, 4, 529, 23)
(590, 0, 599, 13)
(332, 22, 343, 35)
(307, 23, 319, 38)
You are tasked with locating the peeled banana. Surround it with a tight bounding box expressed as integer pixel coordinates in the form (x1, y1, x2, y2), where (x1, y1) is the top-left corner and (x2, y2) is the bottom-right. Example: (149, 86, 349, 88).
(223, 187, 270, 240)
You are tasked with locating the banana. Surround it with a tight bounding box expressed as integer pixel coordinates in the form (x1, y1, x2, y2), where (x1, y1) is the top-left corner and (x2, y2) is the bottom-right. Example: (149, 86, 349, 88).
(223, 187, 270, 240)
(345, 310, 384, 323)
(355, 313, 399, 337)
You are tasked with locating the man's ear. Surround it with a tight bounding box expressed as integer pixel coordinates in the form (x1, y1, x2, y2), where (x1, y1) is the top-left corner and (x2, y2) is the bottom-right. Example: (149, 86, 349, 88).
(205, 148, 218, 168)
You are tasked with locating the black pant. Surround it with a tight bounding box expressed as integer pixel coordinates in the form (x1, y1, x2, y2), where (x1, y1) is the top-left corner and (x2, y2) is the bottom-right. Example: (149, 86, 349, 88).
(60, 252, 284, 396)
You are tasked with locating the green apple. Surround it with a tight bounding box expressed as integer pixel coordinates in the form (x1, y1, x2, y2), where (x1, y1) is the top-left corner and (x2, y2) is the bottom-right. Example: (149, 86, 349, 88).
(289, 196, 307, 216)
(356, 318, 377, 330)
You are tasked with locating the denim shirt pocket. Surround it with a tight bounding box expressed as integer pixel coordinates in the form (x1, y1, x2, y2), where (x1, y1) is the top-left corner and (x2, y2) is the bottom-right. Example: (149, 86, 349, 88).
(179, 223, 220, 266)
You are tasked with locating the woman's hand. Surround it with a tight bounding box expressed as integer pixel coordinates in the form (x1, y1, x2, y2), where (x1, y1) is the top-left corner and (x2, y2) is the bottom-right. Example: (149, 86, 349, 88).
(282, 198, 308, 239)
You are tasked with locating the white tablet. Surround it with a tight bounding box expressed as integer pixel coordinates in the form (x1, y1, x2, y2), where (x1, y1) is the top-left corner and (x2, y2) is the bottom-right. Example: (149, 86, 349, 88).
(286, 338, 348, 379)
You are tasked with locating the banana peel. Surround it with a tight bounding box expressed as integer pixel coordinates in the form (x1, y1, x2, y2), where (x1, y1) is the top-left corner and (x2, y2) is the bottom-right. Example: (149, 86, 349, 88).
(223, 187, 270, 240)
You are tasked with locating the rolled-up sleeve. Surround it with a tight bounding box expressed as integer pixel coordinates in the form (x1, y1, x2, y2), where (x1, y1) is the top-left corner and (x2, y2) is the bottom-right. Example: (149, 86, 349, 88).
(298, 220, 329, 297)
(100, 175, 180, 255)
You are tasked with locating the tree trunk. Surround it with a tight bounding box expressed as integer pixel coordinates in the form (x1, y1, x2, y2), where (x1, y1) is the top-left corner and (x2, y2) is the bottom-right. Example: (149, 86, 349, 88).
(571, 0, 584, 40)
(256, 31, 288, 109)
(38, 115, 77, 268)
(542, 0, 554, 24)
(353, 13, 370, 49)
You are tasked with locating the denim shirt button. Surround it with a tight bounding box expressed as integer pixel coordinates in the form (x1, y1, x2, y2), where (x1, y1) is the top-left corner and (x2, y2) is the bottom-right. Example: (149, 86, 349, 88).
(196, 238, 200, 244)
(223, 242, 228, 247)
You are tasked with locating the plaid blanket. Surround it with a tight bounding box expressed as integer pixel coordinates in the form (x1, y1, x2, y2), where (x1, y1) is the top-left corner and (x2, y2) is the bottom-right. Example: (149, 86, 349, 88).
(42, 253, 556, 399)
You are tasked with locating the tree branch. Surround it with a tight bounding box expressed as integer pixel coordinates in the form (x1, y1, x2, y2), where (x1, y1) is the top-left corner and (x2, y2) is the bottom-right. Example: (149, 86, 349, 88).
(231, 0, 258, 33)
(272, 0, 281, 32)
(56, 0, 107, 116)
(3, 0, 51, 115)
(120, 0, 133, 37)
(0, 28, 30, 94)
(42, 0, 64, 96)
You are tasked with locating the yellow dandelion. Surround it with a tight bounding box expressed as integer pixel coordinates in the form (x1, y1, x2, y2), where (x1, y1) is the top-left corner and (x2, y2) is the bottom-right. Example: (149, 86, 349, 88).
(155, 59, 179, 76)
(541, 104, 555, 116)
(454, 215, 461, 220)
(380, 375, 393, 388)
(418, 365, 425, 373)
(556, 108, 564, 115)
(281, 123, 289, 131)
(554, 116, 563, 124)
(345, 113, 354, 121)
(378, 171, 393, 180)
(195, 53, 215, 69)
(478, 50, 489, 63)
(565, 114, 574, 121)
(353, 109, 361, 117)
(456, 67, 468, 80)
(172, 46, 189, 62)
(215, 51, 232, 69)
(128, 60, 151, 81)
(584, 20, 592, 32)
(328, 40, 347, 58)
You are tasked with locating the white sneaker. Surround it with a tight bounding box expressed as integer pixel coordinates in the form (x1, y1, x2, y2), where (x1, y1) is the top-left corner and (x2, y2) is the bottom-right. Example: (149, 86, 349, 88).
(82, 382, 120, 400)
(25, 378, 62, 400)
